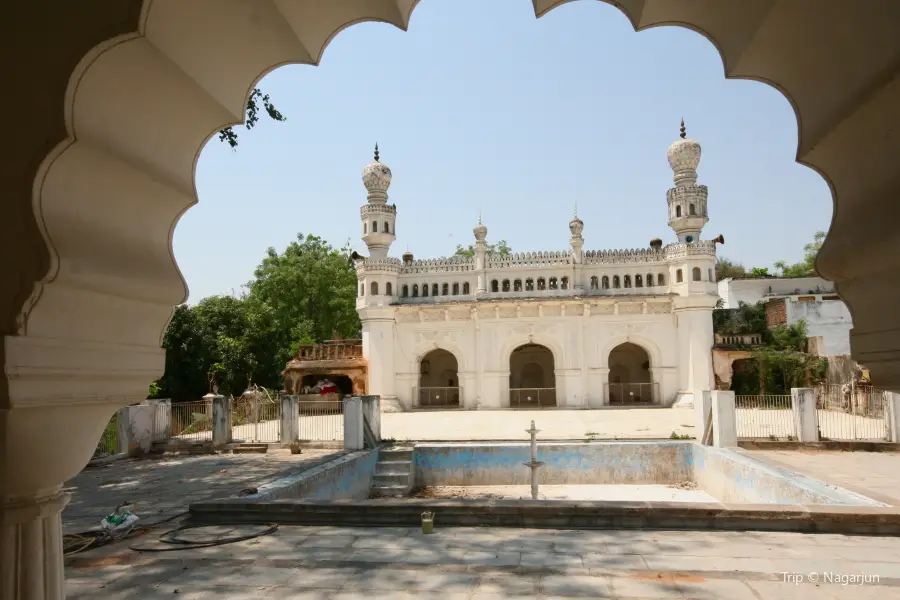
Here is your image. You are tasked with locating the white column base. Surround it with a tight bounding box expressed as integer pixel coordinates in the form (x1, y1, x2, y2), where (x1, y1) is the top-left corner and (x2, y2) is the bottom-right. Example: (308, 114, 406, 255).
(1, 490, 69, 600)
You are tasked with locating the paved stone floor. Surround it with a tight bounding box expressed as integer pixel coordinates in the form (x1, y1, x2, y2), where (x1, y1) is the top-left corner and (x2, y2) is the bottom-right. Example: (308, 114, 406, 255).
(746, 449, 900, 506)
(382, 408, 697, 441)
(63, 450, 342, 533)
(65, 525, 900, 599)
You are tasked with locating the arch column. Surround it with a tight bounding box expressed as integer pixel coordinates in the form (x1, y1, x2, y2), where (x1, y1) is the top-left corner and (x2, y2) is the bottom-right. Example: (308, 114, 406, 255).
(673, 296, 717, 406)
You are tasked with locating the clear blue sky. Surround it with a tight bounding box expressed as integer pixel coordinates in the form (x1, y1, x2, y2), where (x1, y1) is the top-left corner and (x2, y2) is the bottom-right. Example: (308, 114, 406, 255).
(182, 0, 830, 302)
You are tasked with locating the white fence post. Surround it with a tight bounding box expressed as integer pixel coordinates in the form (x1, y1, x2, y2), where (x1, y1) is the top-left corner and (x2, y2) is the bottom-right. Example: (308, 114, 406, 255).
(280, 394, 299, 444)
(696, 390, 712, 444)
(887, 392, 900, 443)
(343, 397, 364, 450)
(360, 395, 381, 441)
(790, 388, 819, 442)
(710, 390, 737, 448)
(211, 394, 230, 448)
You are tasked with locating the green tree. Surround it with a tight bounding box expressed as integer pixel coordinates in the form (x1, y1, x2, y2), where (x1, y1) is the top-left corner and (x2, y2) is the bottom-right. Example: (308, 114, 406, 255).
(454, 240, 512, 258)
(715, 257, 746, 280)
(247, 233, 361, 352)
(774, 231, 825, 277)
(749, 267, 771, 277)
(218, 88, 286, 149)
(153, 296, 281, 401)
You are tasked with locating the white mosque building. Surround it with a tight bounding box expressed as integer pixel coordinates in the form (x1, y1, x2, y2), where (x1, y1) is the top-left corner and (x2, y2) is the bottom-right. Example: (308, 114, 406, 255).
(353, 124, 719, 411)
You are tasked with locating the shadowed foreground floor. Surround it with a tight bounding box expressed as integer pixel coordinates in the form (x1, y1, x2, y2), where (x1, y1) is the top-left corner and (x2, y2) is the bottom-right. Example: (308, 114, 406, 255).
(66, 524, 899, 599)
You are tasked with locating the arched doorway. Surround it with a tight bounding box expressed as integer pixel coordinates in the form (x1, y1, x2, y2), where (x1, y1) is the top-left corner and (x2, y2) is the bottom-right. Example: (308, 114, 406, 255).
(607, 342, 655, 405)
(509, 344, 556, 407)
(418, 349, 460, 408)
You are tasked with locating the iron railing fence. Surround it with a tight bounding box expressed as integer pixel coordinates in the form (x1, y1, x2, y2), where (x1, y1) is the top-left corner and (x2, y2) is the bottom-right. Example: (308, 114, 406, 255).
(735, 395, 795, 440)
(297, 396, 344, 441)
(95, 411, 119, 456)
(604, 382, 659, 406)
(415, 386, 463, 408)
(509, 387, 557, 408)
(232, 395, 281, 443)
(170, 401, 213, 442)
(816, 385, 890, 441)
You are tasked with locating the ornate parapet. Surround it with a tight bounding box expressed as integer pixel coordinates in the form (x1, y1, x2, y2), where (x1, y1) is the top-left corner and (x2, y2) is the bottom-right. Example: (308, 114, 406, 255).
(282, 340, 367, 395)
(360, 203, 397, 216)
(584, 248, 665, 264)
(356, 258, 402, 275)
(400, 255, 475, 274)
(664, 240, 717, 259)
(714, 333, 765, 348)
(487, 251, 571, 268)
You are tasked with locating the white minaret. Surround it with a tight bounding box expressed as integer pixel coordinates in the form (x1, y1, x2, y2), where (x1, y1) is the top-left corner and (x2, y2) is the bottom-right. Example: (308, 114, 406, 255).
(473, 214, 488, 296)
(360, 143, 396, 259)
(666, 120, 709, 244)
(569, 206, 584, 293)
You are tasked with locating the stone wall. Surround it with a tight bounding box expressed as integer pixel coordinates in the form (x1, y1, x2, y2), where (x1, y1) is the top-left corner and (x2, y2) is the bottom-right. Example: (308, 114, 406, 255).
(766, 298, 787, 328)
(413, 442, 693, 487)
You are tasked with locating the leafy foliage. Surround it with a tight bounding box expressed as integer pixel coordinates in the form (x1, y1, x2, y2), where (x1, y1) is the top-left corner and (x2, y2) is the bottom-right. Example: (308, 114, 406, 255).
(774, 231, 824, 277)
(712, 301, 768, 336)
(218, 88, 286, 149)
(151, 234, 359, 401)
(454, 240, 511, 258)
(715, 257, 746, 280)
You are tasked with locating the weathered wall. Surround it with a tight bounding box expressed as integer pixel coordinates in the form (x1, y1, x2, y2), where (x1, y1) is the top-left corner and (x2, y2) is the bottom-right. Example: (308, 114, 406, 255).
(414, 442, 693, 487)
(717, 277, 833, 309)
(253, 450, 378, 501)
(388, 307, 683, 410)
(691, 445, 882, 506)
(785, 299, 853, 356)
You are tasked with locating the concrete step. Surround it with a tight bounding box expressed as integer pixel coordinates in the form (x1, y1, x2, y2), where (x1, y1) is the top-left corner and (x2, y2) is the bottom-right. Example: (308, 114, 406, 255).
(375, 461, 411, 475)
(378, 452, 412, 464)
(233, 444, 268, 454)
(373, 473, 410, 486)
(370, 483, 410, 498)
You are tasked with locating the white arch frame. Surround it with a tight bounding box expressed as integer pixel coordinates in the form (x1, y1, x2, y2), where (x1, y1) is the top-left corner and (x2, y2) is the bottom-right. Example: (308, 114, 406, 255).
(600, 335, 663, 370)
(500, 335, 565, 374)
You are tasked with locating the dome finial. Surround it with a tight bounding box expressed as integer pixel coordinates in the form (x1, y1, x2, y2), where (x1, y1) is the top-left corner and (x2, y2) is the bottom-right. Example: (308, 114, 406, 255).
(478, 210, 482, 226)
(374, 142, 380, 162)
(680, 119, 686, 139)
(574, 203, 579, 219)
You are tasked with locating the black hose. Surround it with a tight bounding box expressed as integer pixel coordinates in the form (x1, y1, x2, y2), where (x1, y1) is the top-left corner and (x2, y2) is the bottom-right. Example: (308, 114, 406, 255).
(129, 522, 278, 552)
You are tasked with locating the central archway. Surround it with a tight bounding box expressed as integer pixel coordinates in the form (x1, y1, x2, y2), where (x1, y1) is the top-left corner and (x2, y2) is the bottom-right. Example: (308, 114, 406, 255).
(509, 343, 556, 407)
(607, 342, 654, 405)
(418, 348, 460, 408)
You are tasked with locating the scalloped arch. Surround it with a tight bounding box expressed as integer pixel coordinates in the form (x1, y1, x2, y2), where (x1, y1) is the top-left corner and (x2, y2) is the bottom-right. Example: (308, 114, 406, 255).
(17, 0, 900, 403)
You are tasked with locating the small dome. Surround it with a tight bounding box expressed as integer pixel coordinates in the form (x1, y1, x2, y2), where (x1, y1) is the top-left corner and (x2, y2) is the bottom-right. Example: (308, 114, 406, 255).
(569, 216, 583, 237)
(667, 119, 701, 174)
(473, 215, 487, 241)
(362, 143, 392, 194)
(402, 250, 414, 264)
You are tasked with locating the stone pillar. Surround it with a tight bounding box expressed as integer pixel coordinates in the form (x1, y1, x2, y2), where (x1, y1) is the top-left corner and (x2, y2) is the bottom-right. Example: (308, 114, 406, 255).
(117, 404, 155, 456)
(211, 394, 230, 449)
(791, 388, 819, 442)
(696, 390, 713, 443)
(146, 398, 171, 441)
(360, 311, 397, 409)
(710, 390, 737, 448)
(886, 392, 900, 443)
(360, 395, 381, 441)
(343, 397, 364, 451)
(279, 394, 298, 444)
(0, 491, 69, 600)
(674, 298, 716, 405)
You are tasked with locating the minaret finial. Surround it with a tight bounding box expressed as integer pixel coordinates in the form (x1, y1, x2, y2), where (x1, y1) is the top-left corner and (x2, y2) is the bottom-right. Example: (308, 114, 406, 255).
(679, 119, 686, 139)
(478, 210, 482, 225)
(374, 142, 380, 162)
(574, 203, 578, 218)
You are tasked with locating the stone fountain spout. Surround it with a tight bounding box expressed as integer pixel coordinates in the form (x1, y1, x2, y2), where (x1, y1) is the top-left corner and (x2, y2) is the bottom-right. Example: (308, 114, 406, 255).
(523, 420, 545, 500)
